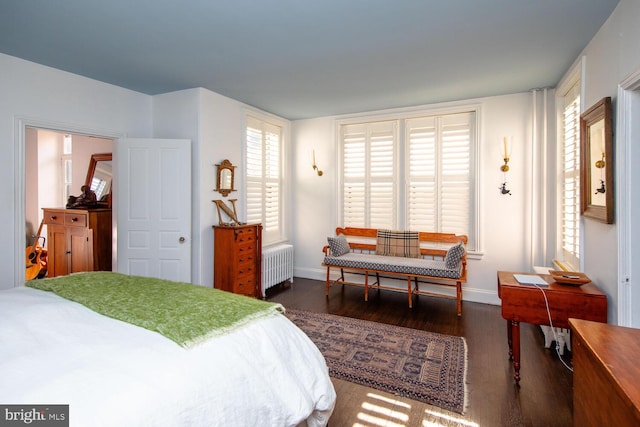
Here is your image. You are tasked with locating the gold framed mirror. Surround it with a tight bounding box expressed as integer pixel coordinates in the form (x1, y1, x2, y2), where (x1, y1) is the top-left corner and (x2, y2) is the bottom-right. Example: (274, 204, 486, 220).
(580, 97, 613, 223)
(215, 159, 235, 197)
(85, 152, 112, 208)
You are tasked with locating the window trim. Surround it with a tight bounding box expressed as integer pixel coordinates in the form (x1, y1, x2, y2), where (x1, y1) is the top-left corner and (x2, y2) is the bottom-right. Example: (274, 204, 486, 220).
(335, 104, 481, 253)
(242, 108, 291, 247)
(554, 58, 584, 271)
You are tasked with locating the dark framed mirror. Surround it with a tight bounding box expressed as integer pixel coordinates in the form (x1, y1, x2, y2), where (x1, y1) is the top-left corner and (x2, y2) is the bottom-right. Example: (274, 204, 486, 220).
(580, 97, 613, 223)
(85, 152, 113, 208)
(215, 159, 235, 197)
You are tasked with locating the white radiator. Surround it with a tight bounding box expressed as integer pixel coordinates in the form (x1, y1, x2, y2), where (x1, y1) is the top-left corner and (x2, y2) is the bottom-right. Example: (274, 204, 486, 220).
(261, 244, 294, 297)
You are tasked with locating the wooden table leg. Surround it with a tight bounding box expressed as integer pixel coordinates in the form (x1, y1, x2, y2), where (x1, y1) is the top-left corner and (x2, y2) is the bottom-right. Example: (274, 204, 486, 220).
(364, 271, 369, 301)
(507, 319, 513, 360)
(512, 320, 521, 384)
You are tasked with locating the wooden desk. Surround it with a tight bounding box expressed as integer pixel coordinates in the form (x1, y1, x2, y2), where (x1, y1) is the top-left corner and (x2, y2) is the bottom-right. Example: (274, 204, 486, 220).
(571, 319, 640, 426)
(497, 271, 607, 383)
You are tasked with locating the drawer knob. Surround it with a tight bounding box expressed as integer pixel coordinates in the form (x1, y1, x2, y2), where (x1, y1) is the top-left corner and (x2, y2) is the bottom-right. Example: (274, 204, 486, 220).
(71, 217, 78, 222)
(50, 216, 57, 220)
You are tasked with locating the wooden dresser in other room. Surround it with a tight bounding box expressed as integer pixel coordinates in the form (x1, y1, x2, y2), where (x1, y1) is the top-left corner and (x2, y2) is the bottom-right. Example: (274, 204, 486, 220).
(43, 207, 112, 277)
(570, 318, 640, 426)
(213, 224, 262, 298)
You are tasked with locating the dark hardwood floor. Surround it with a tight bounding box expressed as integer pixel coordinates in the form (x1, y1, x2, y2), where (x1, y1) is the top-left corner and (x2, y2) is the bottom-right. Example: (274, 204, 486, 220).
(266, 278, 574, 427)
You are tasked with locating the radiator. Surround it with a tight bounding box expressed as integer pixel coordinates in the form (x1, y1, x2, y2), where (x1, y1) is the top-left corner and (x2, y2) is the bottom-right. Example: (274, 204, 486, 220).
(261, 244, 294, 297)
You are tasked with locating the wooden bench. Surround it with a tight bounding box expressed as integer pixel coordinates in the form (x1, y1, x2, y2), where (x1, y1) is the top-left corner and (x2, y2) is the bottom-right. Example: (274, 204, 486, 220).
(322, 227, 468, 316)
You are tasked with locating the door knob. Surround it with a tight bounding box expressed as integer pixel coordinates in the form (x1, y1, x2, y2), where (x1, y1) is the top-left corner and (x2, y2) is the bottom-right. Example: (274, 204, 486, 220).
(179, 237, 186, 243)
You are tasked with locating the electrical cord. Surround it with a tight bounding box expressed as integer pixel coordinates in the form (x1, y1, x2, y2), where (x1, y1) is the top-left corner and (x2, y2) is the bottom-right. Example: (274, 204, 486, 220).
(531, 283, 574, 372)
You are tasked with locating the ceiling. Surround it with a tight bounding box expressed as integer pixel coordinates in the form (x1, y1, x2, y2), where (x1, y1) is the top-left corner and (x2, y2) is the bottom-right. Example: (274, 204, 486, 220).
(0, 0, 619, 120)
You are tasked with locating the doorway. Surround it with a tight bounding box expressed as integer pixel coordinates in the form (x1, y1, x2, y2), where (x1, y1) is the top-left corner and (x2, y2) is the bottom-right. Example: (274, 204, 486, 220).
(16, 119, 193, 287)
(618, 69, 640, 327)
(25, 128, 114, 248)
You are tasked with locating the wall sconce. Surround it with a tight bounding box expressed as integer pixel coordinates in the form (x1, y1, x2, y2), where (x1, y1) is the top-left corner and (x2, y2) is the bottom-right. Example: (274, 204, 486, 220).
(312, 150, 323, 176)
(594, 152, 606, 194)
(499, 136, 512, 195)
(594, 127, 606, 194)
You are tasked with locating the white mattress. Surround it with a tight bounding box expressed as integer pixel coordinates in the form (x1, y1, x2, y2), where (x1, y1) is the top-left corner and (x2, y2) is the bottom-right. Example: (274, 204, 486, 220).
(0, 287, 336, 426)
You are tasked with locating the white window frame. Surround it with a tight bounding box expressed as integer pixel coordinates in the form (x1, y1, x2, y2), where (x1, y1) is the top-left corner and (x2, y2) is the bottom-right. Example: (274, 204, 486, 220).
(336, 105, 480, 252)
(61, 134, 73, 205)
(340, 120, 399, 230)
(243, 110, 290, 246)
(555, 60, 584, 271)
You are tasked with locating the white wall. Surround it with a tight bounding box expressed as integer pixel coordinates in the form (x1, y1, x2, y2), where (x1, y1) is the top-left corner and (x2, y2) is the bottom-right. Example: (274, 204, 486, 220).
(0, 52, 152, 289)
(291, 92, 534, 305)
(25, 128, 41, 241)
(152, 87, 252, 288)
(198, 89, 251, 288)
(564, 0, 640, 324)
(152, 88, 202, 284)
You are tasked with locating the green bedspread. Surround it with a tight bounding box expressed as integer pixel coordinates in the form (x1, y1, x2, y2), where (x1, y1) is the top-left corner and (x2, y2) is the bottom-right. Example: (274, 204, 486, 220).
(27, 272, 284, 348)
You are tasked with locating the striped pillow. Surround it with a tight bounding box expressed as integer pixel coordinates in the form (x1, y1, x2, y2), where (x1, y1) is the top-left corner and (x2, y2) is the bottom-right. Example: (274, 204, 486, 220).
(375, 229, 420, 258)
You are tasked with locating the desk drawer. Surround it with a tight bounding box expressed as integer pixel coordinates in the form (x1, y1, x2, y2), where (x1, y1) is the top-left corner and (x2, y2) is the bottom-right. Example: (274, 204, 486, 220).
(43, 211, 88, 227)
(43, 212, 64, 225)
(64, 213, 88, 227)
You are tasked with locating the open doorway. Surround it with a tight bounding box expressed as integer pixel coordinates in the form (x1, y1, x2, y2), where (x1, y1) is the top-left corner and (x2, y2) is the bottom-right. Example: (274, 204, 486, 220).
(25, 127, 114, 280)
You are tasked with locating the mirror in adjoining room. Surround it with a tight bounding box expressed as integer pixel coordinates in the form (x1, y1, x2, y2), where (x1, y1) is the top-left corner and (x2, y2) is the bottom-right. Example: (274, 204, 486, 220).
(85, 152, 113, 208)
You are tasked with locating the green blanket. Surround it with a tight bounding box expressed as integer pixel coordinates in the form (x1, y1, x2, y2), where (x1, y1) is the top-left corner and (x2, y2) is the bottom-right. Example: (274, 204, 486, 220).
(27, 272, 284, 348)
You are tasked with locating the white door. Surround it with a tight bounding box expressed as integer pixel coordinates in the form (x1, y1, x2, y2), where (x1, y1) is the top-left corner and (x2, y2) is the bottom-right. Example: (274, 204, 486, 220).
(115, 138, 191, 282)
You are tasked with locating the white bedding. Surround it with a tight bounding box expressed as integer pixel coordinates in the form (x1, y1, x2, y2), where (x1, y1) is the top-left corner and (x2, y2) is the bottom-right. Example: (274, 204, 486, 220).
(0, 287, 336, 426)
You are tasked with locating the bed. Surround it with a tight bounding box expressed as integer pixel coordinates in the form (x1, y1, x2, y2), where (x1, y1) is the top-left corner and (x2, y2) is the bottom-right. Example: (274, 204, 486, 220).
(0, 272, 336, 426)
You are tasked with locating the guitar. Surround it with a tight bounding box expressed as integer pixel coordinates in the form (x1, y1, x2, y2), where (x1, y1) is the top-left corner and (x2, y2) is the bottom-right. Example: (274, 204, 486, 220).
(25, 219, 48, 280)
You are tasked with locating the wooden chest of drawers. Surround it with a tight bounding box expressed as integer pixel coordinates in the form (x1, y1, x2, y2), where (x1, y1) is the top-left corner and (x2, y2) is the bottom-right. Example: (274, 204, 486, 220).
(213, 224, 262, 298)
(42, 207, 112, 277)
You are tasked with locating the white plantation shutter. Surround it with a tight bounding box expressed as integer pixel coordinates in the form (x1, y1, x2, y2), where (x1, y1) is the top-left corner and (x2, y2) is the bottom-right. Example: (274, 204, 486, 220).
(407, 113, 472, 238)
(339, 111, 476, 249)
(407, 117, 437, 231)
(440, 113, 472, 236)
(246, 116, 282, 244)
(341, 121, 396, 229)
(560, 83, 581, 268)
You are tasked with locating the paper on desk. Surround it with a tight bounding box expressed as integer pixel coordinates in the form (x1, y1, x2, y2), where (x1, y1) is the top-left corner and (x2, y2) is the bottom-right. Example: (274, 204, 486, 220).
(513, 274, 550, 286)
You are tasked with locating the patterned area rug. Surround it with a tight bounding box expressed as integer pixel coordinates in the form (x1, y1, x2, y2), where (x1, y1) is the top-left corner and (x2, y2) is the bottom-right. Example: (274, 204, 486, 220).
(285, 309, 468, 414)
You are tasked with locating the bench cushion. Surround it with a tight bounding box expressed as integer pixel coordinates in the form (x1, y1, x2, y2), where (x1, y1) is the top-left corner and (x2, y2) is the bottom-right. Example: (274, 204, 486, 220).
(324, 253, 462, 279)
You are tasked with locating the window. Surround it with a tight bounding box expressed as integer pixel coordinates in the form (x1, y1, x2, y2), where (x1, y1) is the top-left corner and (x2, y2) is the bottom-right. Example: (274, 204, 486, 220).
(62, 134, 73, 204)
(558, 81, 581, 269)
(90, 176, 108, 200)
(339, 109, 477, 250)
(245, 115, 285, 245)
(406, 113, 472, 237)
(341, 121, 397, 230)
